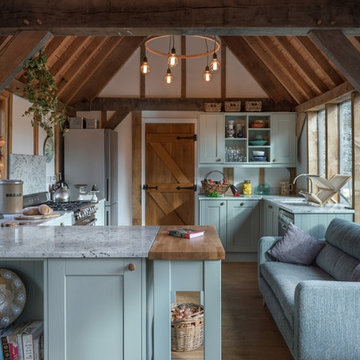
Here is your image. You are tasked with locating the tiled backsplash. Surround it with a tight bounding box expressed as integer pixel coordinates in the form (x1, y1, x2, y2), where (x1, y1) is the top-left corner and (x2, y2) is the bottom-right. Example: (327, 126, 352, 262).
(9, 154, 46, 195)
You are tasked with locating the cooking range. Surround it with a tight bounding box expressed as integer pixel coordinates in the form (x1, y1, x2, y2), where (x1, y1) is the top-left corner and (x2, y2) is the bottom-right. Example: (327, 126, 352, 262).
(23, 192, 98, 226)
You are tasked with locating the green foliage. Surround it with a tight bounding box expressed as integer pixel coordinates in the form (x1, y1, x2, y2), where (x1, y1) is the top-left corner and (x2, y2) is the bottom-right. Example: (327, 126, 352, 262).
(23, 48, 67, 137)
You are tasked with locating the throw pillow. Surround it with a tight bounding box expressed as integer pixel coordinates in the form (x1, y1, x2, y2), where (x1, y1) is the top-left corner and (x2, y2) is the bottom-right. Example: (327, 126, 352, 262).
(267, 223, 325, 265)
(351, 264, 360, 281)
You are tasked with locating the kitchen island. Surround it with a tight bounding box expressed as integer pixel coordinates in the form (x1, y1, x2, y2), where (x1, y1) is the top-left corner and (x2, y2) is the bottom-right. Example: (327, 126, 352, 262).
(0, 225, 224, 360)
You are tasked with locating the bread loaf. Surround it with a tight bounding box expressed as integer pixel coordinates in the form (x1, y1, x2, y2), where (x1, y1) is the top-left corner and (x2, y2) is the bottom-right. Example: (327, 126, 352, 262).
(39, 204, 53, 215)
(22, 206, 40, 215)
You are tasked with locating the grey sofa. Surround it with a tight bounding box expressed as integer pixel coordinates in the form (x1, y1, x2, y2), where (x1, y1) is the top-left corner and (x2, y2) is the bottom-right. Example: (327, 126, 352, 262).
(258, 218, 360, 360)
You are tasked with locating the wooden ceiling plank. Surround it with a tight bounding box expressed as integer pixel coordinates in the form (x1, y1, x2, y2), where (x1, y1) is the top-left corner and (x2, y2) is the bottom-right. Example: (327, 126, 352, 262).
(52, 37, 91, 82)
(243, 36, 307, 103)
(309, 30, 360, 92)
(56, 37, 107, 100)
(70, 36, 145, 104)
(295, 81, 354, 113)
(258, 36, 316, 100)
(1, 1, 360, 35)
(0, 36, 12, 53)
(347, 36, 360, 53)
(220, 36, 295, 104)
(0, 30, 52, 93)
(60, 37, 123, 104)
(296, 36, 345, 86)
(275, 36, 328, 94)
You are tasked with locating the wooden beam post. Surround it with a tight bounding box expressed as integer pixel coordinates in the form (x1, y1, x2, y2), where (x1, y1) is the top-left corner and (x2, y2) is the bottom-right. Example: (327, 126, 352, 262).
(140, 44, 145, 98)
(181, 36, 186, 99)
(221, 42, 226, 99)
(132, 111, 142, 225)
(307, 111, 318, 191)
(0, 31, 52, 92)
(309, 30, 360, 92)
(352, 93, 360, 221)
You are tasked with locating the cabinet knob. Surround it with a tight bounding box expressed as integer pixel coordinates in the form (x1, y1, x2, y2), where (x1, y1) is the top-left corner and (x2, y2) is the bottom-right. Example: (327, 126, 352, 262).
(268, 205, 273, 209)
(216, 158, 222, 162)
(272, 158, 276, 162)
(220, 202, 225, 206)
(240, 202, 244, 206)
(128, 263, 136, 271)
(60, 222, 64, 226)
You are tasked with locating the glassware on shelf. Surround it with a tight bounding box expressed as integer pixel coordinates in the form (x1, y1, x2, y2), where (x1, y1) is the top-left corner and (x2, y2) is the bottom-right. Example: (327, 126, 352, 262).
(225, 146, 246, 162)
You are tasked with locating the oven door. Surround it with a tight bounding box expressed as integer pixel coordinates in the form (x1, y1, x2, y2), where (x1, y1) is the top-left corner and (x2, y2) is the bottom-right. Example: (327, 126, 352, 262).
(75, 215, 97, 226)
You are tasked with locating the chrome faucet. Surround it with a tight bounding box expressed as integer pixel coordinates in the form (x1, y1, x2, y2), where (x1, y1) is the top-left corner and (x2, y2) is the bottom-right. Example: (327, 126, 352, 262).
(293, 174, 313, 194)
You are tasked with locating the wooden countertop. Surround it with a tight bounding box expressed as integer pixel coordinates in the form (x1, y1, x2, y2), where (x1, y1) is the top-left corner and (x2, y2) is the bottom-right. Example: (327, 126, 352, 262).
(148, 225, 225, 260)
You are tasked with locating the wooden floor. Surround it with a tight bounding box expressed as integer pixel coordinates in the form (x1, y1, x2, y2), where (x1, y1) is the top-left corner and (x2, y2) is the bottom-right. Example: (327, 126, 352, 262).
(172, 262, 293, 360)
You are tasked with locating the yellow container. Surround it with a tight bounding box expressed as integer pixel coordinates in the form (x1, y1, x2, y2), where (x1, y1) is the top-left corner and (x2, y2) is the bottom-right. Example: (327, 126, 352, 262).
(243, 180, 252, 195)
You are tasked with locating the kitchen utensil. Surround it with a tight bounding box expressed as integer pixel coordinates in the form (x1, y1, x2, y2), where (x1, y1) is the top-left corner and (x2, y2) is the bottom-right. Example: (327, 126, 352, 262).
(0, 180, 23, 214)
(54, 186, 70, 202)
(0, 269, 26, 327)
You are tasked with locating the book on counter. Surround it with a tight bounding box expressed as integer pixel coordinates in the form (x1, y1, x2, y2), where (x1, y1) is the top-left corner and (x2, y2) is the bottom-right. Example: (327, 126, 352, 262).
(168, 228, 204, 239)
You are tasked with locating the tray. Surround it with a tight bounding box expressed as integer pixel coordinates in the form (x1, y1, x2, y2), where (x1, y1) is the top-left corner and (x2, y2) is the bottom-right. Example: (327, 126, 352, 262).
(15, 213, 61, 220)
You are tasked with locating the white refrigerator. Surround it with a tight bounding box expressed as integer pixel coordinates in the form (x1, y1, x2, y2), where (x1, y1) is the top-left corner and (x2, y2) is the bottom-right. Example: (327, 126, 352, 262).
(64, 129, 118, 225)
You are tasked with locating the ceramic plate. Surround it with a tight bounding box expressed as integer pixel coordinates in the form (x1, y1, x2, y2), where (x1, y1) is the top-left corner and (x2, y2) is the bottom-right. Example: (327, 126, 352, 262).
(0, 269, 26, 327)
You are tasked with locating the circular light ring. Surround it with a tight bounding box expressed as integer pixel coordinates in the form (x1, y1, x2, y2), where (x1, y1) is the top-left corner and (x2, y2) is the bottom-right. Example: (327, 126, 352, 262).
(145, 35, 220, 59)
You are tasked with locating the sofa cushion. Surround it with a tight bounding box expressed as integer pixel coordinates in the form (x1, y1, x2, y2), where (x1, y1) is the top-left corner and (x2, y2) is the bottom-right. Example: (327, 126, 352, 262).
(267, 223, 325, 265)
(351, 264, 360, 281)
(260, 262, 334, 328)
(325, 218, 360, 261)
(315, 243, 360, 281)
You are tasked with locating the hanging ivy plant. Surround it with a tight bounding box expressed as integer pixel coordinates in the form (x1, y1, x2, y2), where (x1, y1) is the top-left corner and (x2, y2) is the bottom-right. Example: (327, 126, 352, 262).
(23, 48, 67, 137)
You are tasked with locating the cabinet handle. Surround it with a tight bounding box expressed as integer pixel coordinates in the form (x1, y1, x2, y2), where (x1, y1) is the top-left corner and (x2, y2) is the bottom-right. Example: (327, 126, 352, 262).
(128, 263, 136, 271)
(272, 159, 276, 162)
(268, 205, 273, 209)
(60, 222, 65, 226)
(240, 202, 244, 206)
(216, 158, 222, 162)
(220, 202, 225, 206)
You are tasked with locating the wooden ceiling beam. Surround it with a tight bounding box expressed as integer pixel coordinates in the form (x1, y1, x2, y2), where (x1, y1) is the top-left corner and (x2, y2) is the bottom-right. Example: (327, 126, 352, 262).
(0, 31, 52, 93)
(1, 1, 360, 36)
(103, 109, 131, 129)
(220, 36, 295, 104)
(275, 36, 328, 94)
(74, 97, 294, 113)
(243, 36, 307, 104)
(295, 81, 354, 113)
(296, 36, 344, 87)
(70, 36, 145, 104)
(309, 30, 360, 92)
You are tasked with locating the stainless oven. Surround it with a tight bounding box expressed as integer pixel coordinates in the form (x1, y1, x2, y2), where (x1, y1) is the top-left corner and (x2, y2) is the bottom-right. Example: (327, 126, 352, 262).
(278, 209, 294, 236)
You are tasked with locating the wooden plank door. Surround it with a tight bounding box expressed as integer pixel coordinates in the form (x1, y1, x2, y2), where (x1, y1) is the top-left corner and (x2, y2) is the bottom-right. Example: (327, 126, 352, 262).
(145, 123, 195, 225)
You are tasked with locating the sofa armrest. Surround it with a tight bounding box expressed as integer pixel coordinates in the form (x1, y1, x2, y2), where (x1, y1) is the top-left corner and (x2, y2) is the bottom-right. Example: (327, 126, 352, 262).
(294, 280, 360, 360)
(257, 236, 281, 266)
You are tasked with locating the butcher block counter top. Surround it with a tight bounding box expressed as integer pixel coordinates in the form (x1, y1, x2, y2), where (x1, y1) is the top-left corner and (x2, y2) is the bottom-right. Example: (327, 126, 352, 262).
(148, 225, 225, 260)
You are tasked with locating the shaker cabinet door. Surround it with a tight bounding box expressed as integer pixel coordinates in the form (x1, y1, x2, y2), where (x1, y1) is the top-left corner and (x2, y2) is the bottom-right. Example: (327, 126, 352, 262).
(226, 201, 260, 252)
(47, 259, 143, 360)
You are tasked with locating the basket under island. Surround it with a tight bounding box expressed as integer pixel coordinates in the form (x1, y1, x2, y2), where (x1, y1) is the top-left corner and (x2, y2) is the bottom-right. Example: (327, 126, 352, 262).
(0, 225, 224, 360)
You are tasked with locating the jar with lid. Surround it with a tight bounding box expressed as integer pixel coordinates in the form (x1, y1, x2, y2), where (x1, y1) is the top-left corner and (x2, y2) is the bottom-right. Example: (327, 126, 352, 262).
(243, 180, 252, 195)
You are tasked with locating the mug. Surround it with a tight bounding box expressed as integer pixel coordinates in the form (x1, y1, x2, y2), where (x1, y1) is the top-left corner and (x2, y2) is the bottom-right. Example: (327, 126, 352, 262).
(280, 181, 292, 196)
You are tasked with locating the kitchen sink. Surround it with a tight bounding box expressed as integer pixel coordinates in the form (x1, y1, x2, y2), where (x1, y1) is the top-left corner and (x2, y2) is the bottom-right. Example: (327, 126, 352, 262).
(280, 199, 312, 206)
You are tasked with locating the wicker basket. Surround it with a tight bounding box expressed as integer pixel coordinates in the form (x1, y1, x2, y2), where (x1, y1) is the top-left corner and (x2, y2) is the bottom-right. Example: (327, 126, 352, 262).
(201, 170, 229, 195)
(224, 101, 241, 112)
(171, 303, 204, 352)
(245, 100, 262, 112)
(204, 102, 221, 112)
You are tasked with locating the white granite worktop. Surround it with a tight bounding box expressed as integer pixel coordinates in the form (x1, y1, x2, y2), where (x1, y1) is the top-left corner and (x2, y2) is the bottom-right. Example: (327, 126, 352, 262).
(0, 226, 160, 258)
(198, 195, 354, 213)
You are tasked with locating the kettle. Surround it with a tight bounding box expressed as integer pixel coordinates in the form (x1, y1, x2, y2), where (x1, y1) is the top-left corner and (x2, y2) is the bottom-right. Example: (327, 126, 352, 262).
(54, 186, 70, 202)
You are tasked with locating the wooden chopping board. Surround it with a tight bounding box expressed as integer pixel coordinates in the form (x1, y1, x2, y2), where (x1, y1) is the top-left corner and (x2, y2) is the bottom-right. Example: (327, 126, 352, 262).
(15, 213, 61, 220)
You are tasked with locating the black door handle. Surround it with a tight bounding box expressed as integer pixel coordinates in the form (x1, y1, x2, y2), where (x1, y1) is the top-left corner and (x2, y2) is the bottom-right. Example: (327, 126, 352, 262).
(176, 185, 197, 191)
(176, 135, 197, 141)
(143, 184, 158, 190)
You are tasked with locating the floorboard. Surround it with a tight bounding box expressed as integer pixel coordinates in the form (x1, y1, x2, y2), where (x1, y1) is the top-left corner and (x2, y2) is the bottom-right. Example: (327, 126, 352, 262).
(172, 262, 293, 360)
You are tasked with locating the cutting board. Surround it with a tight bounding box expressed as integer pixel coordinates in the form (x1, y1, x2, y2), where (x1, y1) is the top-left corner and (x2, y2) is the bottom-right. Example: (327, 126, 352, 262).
(15, 213, 61, 220)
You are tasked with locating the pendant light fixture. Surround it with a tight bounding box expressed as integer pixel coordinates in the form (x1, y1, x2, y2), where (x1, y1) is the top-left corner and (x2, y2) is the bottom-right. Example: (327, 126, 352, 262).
(140, 56, 150, 74)
(167, 36, 178, 68)
(164, 68, 174, 84)
(210, 53, 220, 72)
(203, 39, 212, 82)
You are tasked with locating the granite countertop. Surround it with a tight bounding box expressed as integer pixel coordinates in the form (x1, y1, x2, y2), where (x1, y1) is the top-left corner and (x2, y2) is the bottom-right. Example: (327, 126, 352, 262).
(0, 226, 160, 258)
(198, 194, 354, 213)
(0, 211, 71, 227)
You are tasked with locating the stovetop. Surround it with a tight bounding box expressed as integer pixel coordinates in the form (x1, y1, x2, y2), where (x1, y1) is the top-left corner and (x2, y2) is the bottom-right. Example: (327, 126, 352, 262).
(42, 200, 93, 212)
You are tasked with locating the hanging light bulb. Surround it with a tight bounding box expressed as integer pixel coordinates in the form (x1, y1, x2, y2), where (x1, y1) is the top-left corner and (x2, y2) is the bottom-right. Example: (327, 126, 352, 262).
(210, 53, 220, 72)
(168, 48, 178, 67)
(140, 56, 150, 74)
(203, 65, 212, 82)
(164, 68, 174, 84)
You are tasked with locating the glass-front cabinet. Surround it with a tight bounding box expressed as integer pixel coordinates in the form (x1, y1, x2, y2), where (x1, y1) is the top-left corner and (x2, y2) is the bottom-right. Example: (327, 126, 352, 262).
(199, 112, 296, 167)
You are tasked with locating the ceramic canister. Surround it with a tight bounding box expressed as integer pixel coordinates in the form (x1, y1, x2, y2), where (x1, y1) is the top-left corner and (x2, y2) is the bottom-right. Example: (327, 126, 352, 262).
(0, 180, 23, 213)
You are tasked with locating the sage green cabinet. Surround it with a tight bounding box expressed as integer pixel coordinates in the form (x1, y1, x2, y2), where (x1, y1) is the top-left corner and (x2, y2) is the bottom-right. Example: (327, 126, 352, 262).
(262, 200, 279, 236)
(271, 113, 296, 166)
(199, 199, 260, 253)
(198, 113, 225, 163)
(47, 258, 144, 360)
(226, 200, 260, 252)
(199, 199, 227, 248)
